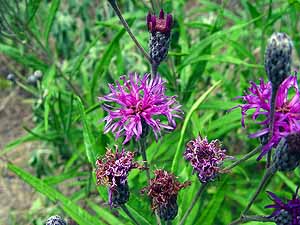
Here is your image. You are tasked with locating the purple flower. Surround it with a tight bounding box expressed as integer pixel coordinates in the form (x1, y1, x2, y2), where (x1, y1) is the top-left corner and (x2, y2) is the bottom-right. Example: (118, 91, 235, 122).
(266, 188, 300, 225)
(95, 146, 142, 206)
(233, 75, 300, 160)
(99, 73, 182, 144)
(184, 135, 227, 183)
(147, 9, 173, 34)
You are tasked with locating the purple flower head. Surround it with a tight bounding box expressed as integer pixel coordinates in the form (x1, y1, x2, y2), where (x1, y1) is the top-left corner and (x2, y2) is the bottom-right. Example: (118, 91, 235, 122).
(233, 75, 300, 160)
(95, 146, 142, 206)
(99, 73, 182, 144)
(147, 9, 173, 34)
(266, 188, 300, 225)
(184, 135, 227, 183)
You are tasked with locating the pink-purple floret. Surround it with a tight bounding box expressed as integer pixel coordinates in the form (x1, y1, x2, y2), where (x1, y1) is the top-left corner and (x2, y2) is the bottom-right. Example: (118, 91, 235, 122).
(233, 75, 300, 160)
(147, 9, 173, 33)
(184, 136, 227, 183)
(99, 73, 182, 144)
(266, 190, 300, 225)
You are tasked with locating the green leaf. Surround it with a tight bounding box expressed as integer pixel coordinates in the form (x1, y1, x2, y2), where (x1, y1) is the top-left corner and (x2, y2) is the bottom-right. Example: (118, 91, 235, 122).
(87, 200, 123, 225)
(171, 80, 222, 173)
(27, 0, 42, 23)
(7, 163, 103, 225)
(44, 0, 60, 43)
(197, 178, 227, 225)
(0, 44, 47, 70)
(76, 96, 98, 166)
(90, 19, 134, 103)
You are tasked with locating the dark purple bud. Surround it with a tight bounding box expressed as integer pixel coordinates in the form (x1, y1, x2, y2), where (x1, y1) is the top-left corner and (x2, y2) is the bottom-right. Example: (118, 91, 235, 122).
(159, 9, 164, 19)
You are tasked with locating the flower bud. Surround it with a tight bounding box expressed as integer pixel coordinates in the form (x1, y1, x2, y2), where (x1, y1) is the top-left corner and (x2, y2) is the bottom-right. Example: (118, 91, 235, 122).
(46, 215, 67, 225)
(273, 209, 292, 225)
(273, 133, 300, 172)
(147, 9, 173, 65)
(6, 73, 15, 82)
(264, 32, 293, 88)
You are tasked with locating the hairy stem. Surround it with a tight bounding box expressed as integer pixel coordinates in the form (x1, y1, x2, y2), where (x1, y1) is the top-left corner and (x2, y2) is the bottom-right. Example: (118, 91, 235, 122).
(178, 183, 208, 225)
(120, 204, 140, 225)
(242, 165, 276, 215)
(230, 215, 274, 225)
(222, 145, 262, 172)
(108, 0, 152, 63)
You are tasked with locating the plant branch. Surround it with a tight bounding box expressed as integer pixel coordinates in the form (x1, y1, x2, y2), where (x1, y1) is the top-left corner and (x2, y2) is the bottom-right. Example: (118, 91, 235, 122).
(222, 145, 262, 172)
(108, 0, 152, 63)
(178, 183, 208, 225)
(230, 215, 274, 225)
(242, 165, 276, 215)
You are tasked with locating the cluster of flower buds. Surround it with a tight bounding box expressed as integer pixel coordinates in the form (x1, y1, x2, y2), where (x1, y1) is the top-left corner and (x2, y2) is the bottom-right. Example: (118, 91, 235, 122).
(45, 215, 67, 225)
(28, 70, 43, 85)
(95, 146, 142, 207)
(266, 188, 300, 225)
(141, 169, 190, 221)
(147, 9, 173, 67)
(184, 135, 227, 183)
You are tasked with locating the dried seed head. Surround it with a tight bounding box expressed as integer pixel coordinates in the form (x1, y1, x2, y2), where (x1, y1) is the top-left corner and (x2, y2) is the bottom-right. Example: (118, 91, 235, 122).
(95, 146, 142, 207)
(264, 32, 293, 88)
(141, 169, 190, 221)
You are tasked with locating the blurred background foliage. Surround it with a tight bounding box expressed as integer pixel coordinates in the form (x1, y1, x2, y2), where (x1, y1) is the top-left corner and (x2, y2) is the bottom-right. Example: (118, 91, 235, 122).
(1, 0, 300, 224)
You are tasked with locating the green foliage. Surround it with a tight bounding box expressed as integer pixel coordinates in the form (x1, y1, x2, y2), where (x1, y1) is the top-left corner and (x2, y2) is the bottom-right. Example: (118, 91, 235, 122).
(1, 0, 300, 225)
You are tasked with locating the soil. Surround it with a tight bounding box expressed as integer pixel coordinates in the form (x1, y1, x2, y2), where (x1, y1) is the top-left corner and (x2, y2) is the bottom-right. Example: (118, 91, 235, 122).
(0, 86, 37, 225)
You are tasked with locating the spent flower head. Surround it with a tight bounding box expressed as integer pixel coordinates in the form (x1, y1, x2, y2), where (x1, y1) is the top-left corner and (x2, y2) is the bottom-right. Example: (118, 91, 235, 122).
(233, 75, 300, 160)
(141, 169, 190, 220)
(184, 135, 227, 183)
(99, 73, 182, 144)
(95, 146, 142, 206)
(266, 188, 300, 225)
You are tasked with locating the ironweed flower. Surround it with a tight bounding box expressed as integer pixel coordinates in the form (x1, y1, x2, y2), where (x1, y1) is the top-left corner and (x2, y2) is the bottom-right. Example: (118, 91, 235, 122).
(147, 9, 173, 65)
(95, 146, 142, 207)
(266, 188, 300, 225)
(141, 169, 190, 221)
(184, 135, 227, 183)
(233, 75, 300, 160)
(99, 73, 182, 144)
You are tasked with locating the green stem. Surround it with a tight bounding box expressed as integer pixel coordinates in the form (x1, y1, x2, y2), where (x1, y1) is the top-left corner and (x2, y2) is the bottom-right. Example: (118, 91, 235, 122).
(222, 145, 262, 172)
(120, 204, 140, 225)
(108, 0, 151, 63)
(242, 165, 276, 215)
(178, 183, 208, 225)
(138, 140, 161, 225)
